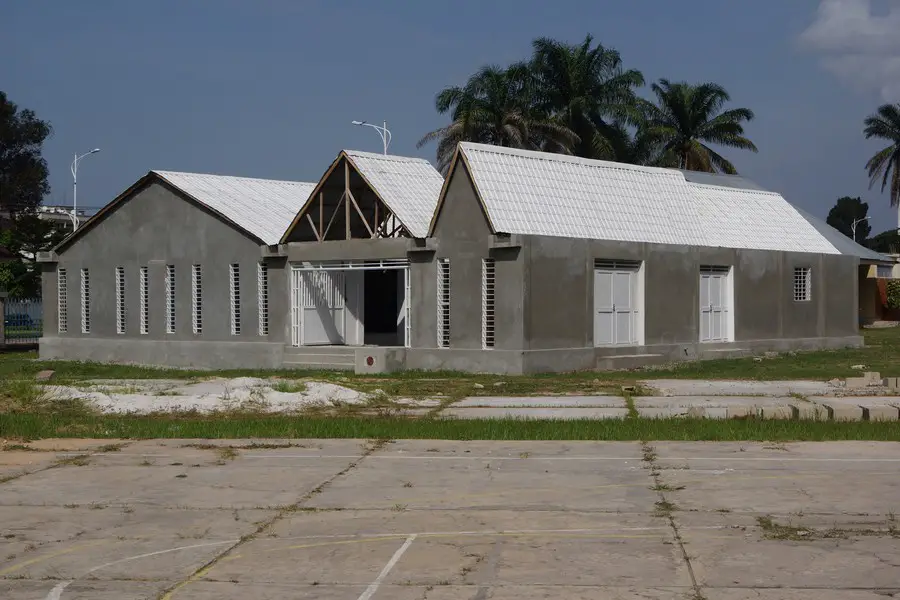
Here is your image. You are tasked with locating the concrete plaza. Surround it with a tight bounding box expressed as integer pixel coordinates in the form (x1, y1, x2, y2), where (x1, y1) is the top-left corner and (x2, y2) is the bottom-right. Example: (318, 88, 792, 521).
(1, 439, 899, 599)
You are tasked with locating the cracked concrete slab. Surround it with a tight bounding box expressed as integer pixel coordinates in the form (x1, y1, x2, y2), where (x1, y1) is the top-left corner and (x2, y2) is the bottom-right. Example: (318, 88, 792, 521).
(453, 395, 621, 408)
(641, 379, 834, 397)
(439, 406, 629, 419)
(810, 396, 900, 421)
(2, 440, 899, 599)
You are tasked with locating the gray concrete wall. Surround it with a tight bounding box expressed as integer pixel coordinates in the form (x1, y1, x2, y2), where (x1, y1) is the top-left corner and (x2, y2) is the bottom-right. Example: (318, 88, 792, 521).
(40, 336, 285, 369)
(42, 181, 281, 364)
(523, 235, 861, 354)
(429, 162, 525, 350)
(285, 238, 409, 262)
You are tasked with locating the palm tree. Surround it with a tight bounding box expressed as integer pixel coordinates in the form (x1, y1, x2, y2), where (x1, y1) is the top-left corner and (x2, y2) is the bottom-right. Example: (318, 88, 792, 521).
(607, 122, 679, 168)
(530, 35, 644, 160)
(863, 103, 900, 229)
(640, 79, 757, 174)
(417, 64, 577, 172)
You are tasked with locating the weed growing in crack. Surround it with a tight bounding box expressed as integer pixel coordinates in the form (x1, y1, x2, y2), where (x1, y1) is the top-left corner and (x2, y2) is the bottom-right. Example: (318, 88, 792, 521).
(392, 503, 408, 512)
(653, 483, 685, 492)
(654, 499, 678, 516)
(55, 454, 90, 467)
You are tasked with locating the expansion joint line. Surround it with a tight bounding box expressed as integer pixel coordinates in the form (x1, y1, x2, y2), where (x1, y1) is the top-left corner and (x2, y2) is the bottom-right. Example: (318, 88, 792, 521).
(155, 439, 390, 600)
(641, 441, 705, 600)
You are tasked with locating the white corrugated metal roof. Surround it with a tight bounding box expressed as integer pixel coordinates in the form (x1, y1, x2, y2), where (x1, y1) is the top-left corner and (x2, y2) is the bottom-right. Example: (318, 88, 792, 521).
(457, 143, 841, 254)
(344, 150, 444, 238)
(153, 171, 316, 245)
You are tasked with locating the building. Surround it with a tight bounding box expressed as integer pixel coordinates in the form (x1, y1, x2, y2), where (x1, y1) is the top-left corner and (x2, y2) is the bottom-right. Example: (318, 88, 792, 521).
(38, 143, 889, 374)
(38, 169, 317, 367)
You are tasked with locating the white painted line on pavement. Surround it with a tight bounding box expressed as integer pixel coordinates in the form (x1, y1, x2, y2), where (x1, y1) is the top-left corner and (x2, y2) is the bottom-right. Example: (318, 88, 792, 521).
(357, 534, 417, 600)
(43, 540, 238, 600)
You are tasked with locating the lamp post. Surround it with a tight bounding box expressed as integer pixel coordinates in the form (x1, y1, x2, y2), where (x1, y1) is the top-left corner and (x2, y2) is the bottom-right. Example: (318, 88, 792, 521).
(351, 120, 391, 155)
(852, 216, 869, 242)
(70, 148, 100, 231)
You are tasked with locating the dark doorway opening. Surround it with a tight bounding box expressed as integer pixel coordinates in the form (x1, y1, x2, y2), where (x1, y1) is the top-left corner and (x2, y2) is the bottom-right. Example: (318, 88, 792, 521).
(364, 270, 401, 345)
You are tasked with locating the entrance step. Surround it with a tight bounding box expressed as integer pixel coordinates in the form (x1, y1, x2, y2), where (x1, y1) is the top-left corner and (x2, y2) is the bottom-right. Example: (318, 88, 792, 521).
(596, 353, 664, 370)
(283, 346, 355, 370)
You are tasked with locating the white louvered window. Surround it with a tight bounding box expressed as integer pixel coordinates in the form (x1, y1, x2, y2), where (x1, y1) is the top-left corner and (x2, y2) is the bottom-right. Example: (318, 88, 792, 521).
(257, 263, 268, 336)
(481, 258, 495, 349)
(793, 267, 811, 302)
(230, 263, 241, 335)
(192, 265, 202, 334)
(139, 267, 149, 334)
(165, 265, 176, 334)
(57, 268, 67, 333)
(115, 267, 126, 334)
(437, 259, 450, 348)
(80, 268, 91, 333)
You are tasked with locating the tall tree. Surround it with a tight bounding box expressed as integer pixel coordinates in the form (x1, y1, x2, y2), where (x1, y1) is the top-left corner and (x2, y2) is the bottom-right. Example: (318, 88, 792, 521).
(0, 91, 52, 216)
(529, 35, 644, 160)
(0, 214, 67, 298)
(417, 64, 577, 172)
(826, 196, 871, 243)
(863, 103, 900, 231)
(640, 80, 757, 174)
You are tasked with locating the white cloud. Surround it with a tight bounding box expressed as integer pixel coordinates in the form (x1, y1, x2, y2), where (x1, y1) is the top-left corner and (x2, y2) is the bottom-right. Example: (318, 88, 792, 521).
(800, 0, 900, 101)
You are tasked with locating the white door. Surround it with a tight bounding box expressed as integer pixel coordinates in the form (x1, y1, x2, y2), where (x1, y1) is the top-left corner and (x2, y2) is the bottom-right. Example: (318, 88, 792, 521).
(293, 270, 346, 345)
(594, 262, 641, 346)
(700, 267, 730, 342)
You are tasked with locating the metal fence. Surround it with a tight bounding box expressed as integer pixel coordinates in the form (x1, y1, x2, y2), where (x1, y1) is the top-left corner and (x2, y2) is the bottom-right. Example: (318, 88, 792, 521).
(3, 298, 43, 344)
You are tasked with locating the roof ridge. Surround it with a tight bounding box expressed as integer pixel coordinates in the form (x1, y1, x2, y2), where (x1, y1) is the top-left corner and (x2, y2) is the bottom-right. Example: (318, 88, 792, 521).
(343, 149, 435, 165)
(458, 142, 687, 178)
(685, 181, 779, 196)
(152, 169, 314, 186)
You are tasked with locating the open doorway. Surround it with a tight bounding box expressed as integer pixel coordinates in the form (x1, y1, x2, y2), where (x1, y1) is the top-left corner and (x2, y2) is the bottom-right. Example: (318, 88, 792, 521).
(364, 269, 401, 345)
(290, 261, 410, 348)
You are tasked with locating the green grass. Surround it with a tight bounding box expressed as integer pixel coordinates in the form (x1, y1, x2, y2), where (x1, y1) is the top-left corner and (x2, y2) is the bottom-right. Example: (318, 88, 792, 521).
(3, 327, 900, 387)
(2, 328, 900, 441)
(2, 414, 900, 441)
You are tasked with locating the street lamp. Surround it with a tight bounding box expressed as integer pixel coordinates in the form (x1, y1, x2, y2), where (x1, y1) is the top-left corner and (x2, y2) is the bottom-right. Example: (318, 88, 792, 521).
(351, 120, 391, 155)
(852, 216, 869, 242)
(70, 148, 100, 231)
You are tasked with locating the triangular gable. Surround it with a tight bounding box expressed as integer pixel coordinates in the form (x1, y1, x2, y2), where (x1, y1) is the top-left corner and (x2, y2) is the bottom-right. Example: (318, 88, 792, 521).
(280, 150, 443, 243)
(427, 144, 498, 237)
(54, 172, 304, 254)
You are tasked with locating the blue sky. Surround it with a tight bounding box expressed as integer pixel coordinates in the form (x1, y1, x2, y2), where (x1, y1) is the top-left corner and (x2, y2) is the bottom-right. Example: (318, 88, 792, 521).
(3, 0, 899, 233)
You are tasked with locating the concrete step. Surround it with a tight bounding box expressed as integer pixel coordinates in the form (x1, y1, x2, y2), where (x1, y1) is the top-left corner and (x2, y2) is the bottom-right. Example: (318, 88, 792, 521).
(596, 353, 664, 370)
(282, 346, 355, 370)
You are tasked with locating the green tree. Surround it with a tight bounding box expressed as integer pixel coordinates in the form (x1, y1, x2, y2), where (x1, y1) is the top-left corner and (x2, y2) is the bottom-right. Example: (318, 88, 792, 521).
(529, 35, 645, 160)
(416, 64, 577, 172)
(863, 103, 900, 221)
(825, 196, 870, 243)
(0, 91, 52, 215)
(639, 80, 757, 173)
(0, 214, 67, 298)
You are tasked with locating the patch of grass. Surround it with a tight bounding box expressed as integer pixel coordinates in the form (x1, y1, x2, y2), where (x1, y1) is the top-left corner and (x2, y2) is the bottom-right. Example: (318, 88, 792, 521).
(653, 483, 686, 492)
(96, 443, 124, 453)
(3, 327, 900, 395)
(4, 414, 900, 441)
(270, 381, 307, 394)
(0, 378, 93, 416)
(216, 446, 239, 462)
(55, 454, 90, 467)
(754, 515, 898, 541)
(654, 499, 678, 516)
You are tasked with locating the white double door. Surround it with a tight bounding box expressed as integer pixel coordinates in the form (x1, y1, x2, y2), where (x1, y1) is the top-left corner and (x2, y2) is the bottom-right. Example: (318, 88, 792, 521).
(292, 270, 347, 346)
(594, 262, 641, 346)
(699, 267, 731, 342)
